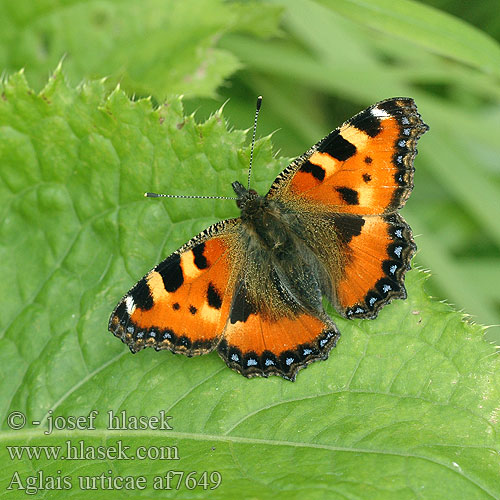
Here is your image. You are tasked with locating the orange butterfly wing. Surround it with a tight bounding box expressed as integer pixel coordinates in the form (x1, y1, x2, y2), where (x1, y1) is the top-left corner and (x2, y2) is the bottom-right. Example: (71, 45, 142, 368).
(330, 212, 416, 318)
(109, 220, 240, 355)
(267, 98, 428, 318)
(217, 282, 340, 381)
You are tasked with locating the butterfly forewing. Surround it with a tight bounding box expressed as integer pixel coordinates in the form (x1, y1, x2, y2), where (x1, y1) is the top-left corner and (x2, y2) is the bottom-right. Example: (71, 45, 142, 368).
(109, 220, 241, 356)
(268, 98, 428, 215)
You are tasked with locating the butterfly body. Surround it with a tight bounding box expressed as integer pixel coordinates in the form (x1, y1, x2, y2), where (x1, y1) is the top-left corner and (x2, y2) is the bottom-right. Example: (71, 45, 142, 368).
(109, 97, 428, 381)
(233, 180, 330, 318)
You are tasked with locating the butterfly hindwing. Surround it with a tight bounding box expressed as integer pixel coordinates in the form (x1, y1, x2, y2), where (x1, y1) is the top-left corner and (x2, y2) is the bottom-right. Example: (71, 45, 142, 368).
(332, 213, 416, 318)
(217, 280, 340, 381)
(109, 219, 241, 356)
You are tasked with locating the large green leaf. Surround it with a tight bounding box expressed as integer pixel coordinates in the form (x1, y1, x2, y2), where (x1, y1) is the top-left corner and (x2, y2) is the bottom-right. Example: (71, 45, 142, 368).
(1, 70, 499, 499)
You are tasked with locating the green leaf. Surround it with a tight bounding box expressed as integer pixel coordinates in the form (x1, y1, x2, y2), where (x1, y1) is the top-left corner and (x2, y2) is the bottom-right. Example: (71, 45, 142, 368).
(1, 70, 499, 499)
(0, 0, 283, 100)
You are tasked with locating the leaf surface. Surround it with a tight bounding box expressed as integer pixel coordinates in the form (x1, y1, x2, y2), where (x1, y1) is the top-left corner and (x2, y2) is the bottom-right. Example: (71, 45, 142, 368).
(0, 70, 499, 499)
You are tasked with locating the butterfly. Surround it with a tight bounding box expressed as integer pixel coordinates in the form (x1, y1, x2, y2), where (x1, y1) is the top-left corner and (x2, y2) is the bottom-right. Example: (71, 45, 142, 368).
(109, 97, 428, 381)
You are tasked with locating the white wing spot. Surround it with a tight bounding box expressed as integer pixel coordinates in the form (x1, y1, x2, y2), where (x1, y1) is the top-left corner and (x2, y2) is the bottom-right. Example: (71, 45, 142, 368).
(371, 107, 390, 119)
(125, 296, 136, 315)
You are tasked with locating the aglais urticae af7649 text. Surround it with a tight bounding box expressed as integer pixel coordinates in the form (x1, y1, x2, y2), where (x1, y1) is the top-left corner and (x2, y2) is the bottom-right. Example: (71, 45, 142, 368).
(109, 97, 428, 381)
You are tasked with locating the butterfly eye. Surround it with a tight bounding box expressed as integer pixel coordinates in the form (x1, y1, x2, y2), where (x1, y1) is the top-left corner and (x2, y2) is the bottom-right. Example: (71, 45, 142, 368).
(248, 189, 258, 197)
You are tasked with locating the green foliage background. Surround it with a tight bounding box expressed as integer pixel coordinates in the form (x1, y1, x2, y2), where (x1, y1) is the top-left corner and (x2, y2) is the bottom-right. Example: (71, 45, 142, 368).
(0, 0, 499, 498)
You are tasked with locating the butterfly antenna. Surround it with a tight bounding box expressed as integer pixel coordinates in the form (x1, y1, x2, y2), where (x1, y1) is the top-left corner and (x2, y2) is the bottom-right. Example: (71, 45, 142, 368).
(247, 95, 263, 189)
(145, 192, 236, 200)
(146, 98, 262, 201)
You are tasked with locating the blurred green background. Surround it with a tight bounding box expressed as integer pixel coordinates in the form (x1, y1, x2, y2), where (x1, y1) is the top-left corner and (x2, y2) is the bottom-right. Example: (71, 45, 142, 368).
(1, 0, 499, 341)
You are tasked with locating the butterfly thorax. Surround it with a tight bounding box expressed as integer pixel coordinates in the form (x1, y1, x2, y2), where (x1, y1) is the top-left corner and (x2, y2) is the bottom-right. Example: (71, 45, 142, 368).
(233, 180, 292, 253)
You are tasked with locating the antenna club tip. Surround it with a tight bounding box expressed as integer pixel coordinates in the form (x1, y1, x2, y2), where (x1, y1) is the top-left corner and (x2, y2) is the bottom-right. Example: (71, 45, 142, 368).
(256, 96, 262, 110)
